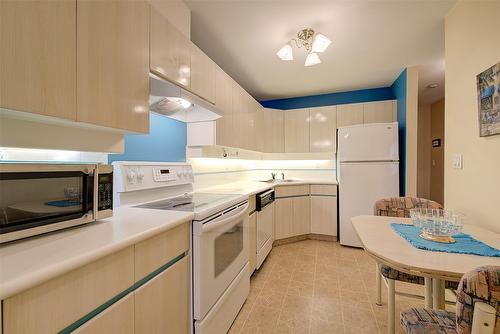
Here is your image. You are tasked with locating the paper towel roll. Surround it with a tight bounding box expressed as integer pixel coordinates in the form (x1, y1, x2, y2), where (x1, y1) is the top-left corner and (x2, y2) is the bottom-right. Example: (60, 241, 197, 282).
(471, 302, 496, 334)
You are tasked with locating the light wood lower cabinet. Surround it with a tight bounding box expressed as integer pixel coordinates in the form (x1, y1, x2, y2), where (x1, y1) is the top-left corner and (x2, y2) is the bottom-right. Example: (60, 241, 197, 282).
(249, 212, 257, 272)
(3, 247, 134, 334)
(76, 0, 150, 133)
(275, 195, 310, 240)
(0, 0, 76, 120)
(74, 294, 134, 334)
(310, 195, 337, 236)
(292, 196, 311, 236)
(135, 256, 190, 334)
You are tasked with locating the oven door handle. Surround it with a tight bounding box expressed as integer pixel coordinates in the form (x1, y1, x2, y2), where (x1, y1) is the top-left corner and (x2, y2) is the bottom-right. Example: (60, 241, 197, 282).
(200, 202, 249, 234)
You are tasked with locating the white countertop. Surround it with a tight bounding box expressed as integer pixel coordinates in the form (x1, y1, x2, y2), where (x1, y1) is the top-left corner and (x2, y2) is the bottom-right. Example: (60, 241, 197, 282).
(352, 215, 500, 280)
(0, 207, 194, 300)
(198, 179, 338, 196)
(0, 178, 337, 300)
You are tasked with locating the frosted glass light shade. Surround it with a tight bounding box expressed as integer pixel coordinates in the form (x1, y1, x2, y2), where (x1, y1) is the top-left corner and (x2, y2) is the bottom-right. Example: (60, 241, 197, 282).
(276, 43, 293, 61)
(311, 33, 331, 53)
(304, 52, 321, 66)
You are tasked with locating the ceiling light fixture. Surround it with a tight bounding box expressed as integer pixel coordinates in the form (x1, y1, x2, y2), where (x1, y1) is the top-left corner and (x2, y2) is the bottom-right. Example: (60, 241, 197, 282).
(277, 28, 331, 66)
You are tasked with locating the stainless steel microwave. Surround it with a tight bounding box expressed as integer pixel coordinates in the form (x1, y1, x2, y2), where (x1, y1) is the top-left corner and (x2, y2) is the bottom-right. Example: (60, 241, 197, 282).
(0, 163, 113, 244)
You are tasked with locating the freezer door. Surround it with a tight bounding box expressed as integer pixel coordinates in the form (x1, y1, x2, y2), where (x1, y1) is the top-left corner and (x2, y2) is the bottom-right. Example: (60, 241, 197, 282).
(339, 162, 399, 247)
(338, 122, 399, 162)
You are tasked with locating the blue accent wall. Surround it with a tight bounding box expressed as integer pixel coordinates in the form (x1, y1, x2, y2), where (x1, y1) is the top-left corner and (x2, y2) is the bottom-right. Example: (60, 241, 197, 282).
(260, 87, 393, 110)
(109, 113, 186, 163)
(391, 69, 407, 196)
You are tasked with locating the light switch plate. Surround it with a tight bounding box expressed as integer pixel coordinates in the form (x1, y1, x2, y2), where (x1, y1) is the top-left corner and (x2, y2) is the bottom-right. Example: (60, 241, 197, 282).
(452, 154, 463, 169)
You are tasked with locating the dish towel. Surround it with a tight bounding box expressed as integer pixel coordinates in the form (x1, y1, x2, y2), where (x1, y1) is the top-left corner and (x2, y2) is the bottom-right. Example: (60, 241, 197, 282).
(46, 200, 80, 207)
(390, 223, 500, 257)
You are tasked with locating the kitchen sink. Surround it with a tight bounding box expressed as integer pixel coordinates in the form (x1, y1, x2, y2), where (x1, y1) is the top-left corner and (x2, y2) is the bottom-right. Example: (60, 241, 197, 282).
(259, 179, 297, 184)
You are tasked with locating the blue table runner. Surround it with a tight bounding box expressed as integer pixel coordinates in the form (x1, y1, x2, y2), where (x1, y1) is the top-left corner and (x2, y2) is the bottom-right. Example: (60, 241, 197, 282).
(390, 223, 500, 257)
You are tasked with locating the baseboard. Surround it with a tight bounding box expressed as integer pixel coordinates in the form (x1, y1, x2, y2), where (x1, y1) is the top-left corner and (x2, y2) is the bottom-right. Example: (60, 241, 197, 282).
(273, 233, 337, 246)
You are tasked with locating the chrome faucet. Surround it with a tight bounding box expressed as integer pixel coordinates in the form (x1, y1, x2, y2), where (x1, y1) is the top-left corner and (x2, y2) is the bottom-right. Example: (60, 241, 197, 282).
(271, 172, 277, 180)
(281, 172, 285, 180)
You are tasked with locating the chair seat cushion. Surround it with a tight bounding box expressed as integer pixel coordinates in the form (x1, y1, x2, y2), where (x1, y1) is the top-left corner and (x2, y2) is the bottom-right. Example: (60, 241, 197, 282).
(381, 265, 425, 284)
(400, 307, 457, 334)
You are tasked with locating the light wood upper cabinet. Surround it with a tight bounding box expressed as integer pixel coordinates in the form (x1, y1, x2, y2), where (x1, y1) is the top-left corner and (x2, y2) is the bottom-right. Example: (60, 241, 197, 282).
(309, 105, 337, 152)
(252, 104, 264, 152)
(215, 67, 233, 146)
(337, 103, 364, 127)
(284, 109, 310, 153)
(263, 108, 284, 153)
(77, 0, 150, 133)
(150, 7, 191, 88)
(190, 43, 216, 103)
(135, 256, 190, 334)
(0, 0, 76, 120)
(232, 83, 251, 150)
(74, 294, 134, 334)
(363, 101, 395, 124)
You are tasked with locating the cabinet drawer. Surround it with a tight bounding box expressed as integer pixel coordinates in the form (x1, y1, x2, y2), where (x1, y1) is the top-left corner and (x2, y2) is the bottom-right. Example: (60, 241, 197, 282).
(275, 185, 310, 198)
(310, 184, 337, 196)
(3, 247, 134, 334)
(134, 222, 190, 281)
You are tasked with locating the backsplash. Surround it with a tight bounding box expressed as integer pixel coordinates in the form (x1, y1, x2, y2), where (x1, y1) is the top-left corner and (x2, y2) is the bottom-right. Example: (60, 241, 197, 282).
(190, 157, 336, 189)
(0, 147, 107, 164)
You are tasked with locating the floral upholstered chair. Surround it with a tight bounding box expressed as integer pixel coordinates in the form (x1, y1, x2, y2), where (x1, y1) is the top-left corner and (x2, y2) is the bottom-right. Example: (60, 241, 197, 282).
(400, 265, 500, 334)
(373, 197, 459, 333)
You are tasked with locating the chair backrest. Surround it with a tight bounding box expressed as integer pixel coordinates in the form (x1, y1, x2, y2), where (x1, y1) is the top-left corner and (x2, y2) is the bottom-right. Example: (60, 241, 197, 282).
(456, 265, 500, 334)
(373, 197, 442, 218)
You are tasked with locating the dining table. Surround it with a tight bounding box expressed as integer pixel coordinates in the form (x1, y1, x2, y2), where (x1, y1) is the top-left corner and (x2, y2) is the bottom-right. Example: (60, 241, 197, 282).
(351, 215, 500, 334)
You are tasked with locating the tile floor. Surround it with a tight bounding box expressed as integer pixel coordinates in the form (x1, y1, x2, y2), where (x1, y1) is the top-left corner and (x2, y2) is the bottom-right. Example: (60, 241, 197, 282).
(229, 239, 431, 334)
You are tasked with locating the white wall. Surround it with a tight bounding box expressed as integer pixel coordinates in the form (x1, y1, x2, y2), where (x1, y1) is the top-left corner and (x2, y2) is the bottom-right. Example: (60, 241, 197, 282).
(445, 1, 500, 232)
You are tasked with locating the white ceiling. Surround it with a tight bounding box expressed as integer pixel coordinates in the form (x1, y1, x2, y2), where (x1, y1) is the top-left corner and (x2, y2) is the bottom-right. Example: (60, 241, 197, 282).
(187, 0, 455, 101)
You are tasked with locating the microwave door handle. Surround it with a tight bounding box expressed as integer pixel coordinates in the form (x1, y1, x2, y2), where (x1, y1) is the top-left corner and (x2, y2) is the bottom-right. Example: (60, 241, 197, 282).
(201, 203, 249, 233)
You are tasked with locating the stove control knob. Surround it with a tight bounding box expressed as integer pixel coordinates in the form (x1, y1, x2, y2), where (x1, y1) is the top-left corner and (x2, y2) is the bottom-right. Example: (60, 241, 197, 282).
(126, 169, 136, 183)
(137, 169, 145, 183)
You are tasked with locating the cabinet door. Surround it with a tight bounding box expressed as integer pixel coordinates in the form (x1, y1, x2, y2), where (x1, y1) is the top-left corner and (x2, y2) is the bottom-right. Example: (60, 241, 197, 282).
(253, 105, 264, 152)
(150, 7, 191, 87)
(284, 109, 310, 153)
(231, 83, 250, 149)
(135, 256, 190, 333)
(363, 101, 394, 124)
(190, 43, 216, 103)
(74, 294, 134, 334)
(292, 196, 310, 236)
(274, 198, 293, 240)
(0, 0, 76, 120)
(310, 106, 337, 152)
(263, 108, 284, 153)
(249, 212, 257, 272)
(337, 103, 364, 127)
(310, 196, 337, 236)
(215, 67, 233, 147)
(77, 0, 149, 133)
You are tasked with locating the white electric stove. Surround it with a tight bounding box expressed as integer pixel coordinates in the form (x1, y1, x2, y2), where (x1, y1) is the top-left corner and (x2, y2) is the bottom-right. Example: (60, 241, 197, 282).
(113, 161, 250, 334)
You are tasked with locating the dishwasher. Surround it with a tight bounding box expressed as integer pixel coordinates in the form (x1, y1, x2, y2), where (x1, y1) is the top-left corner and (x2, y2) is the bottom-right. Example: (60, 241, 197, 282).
(256, 189, 275, 269)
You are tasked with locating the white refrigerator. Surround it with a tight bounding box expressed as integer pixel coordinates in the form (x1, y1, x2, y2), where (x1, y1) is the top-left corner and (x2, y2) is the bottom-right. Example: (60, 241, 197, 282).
(337, 122, 400, 247)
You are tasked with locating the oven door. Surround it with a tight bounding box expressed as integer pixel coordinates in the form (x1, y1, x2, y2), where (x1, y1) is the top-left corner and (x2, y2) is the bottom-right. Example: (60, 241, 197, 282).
(0, 164, 96, 243)
(193, 201, 249, 320)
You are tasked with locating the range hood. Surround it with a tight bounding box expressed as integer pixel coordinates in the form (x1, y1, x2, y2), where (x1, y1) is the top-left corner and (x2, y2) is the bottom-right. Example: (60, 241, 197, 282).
(149, 73, 222, 123)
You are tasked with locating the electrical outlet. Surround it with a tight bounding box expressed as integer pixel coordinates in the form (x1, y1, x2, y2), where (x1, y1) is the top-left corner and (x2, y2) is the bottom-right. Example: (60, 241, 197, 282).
(452, 154, 463, 169)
